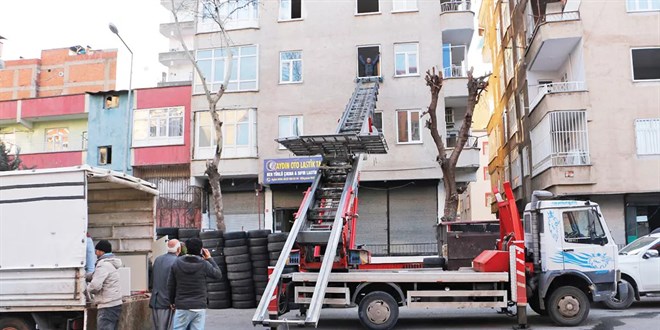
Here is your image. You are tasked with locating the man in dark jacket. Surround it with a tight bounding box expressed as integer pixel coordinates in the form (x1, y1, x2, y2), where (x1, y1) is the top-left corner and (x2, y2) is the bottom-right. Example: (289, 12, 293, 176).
(150, 239, 180, 330)
(168, 238, 222, 330)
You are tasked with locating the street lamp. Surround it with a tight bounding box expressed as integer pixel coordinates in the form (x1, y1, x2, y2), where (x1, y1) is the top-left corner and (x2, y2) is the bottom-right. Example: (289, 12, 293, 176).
(109, 22, 134, 174)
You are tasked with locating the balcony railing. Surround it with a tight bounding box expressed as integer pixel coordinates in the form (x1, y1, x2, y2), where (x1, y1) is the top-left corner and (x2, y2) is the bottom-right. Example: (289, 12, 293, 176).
(5, 139, 86, 155)
(541, 11, 580, 24)
(529, 81, 587, 112)
(440, 0, 472, 13)
(443, 64, 467, 78)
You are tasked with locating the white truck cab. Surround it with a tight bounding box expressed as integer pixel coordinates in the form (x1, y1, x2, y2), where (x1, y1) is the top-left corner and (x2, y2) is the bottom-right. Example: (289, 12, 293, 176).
(523, 198, 619, 321)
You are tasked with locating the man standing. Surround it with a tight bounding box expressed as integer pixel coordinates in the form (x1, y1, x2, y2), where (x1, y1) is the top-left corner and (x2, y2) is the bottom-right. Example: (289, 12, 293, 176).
(168, 238, 222, 330)
(87, 240, 123, 330)
(150, 239, 180, 330)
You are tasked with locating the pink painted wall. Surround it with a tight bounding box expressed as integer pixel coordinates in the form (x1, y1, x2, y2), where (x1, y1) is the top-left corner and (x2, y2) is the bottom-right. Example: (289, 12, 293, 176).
(21, 94, 86, 118)
(133, 85, 192, 166)
(21, 151, 84, 169)
(0, 100, 18, 120)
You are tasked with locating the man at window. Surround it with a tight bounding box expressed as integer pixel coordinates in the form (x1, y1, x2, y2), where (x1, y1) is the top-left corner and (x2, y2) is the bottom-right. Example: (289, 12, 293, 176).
(359, 53, 380, 77)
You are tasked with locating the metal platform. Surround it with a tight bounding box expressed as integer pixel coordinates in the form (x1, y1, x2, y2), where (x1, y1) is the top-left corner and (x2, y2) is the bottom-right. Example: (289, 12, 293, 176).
(277, 133, 388, 157)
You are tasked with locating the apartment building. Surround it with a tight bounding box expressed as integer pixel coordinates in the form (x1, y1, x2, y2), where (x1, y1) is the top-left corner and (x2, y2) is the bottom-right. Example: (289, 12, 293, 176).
(159, 0, 481, 253)
(0, 47, 117, 101)
(480, 0, 660, 244)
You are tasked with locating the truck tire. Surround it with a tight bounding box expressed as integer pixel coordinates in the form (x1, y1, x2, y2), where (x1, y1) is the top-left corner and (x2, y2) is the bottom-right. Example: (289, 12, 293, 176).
(268, 233, 288, 243)
(227, 270, 252, 280)
(250, 245, 268, 254)
(358, 291, 399, 330)
(223, 231, 247, 240)
(603, 279, 635, 310)
(200, 230, 223, 239)
(227, 262, 251, 272)
(208, 299, 232, 309)
(223, 245, 249, 256)
(547, 286, 589, 326)
(0, 317, 35, 330)
(248, 230, 271, 238)
(233, 300, 256, 309)
(268, 242, 286, 251)
(250, 254, 269, 262)
(529, 293, 548, 316)
(225, 254, 250, 264)
(248, 237, 269, 246)
(202, 238, 222, 248)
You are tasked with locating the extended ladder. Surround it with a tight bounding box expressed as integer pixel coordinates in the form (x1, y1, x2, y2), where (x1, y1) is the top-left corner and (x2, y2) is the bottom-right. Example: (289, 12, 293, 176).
(252, 79, 387, 328)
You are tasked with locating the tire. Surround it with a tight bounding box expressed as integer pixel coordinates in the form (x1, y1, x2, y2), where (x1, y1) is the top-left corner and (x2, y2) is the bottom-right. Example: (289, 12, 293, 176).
(250, 253, 269, 262)
(208, 292, 230, 301)
(250, 245, 268, 254)
(230, 278, 253, 287)
(253, 274, 268, 282)
(358, 291, 399, 330)
(227, 262, 252, 272)
(231, 285, 256, 294)
(223, 245, 249, 256)
(248, 237, 269, 246)
(210, 248, 224, 257)
(178, 228, 200, 238)
(156, 227, 179, 238)
(547, 286, 590, 327)
(225, 254, 250, 264)
(268, 233, 288, 242)
(269, 251, 282, 260)
(202, 238, 222, 248)
(252, 259, 269, 267)
(604, 279, 635, 310)
(227, 270, 252, 280)
(223, 231, 247, 240)
(208, 299, 232, 309)
(0, 317, 35, 330)
(248, 229, 272, 238)
(224, 238, 248, 248)
(269, 260, 278, 267)
(268, 242, 286, 251)
(200, 230, 223, 239)
(233, 300, 256, 309)
(207, 282, 229, 292)
(422, 257, 446, 269)
(232, 292, 256, 302)
(252, 267, 268, 275)
(529, 293, 548, 316)
(212, 256, 225, 265)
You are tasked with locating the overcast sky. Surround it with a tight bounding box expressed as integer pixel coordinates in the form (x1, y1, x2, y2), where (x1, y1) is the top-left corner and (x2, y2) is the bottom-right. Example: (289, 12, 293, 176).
(0, 0, 170, 89)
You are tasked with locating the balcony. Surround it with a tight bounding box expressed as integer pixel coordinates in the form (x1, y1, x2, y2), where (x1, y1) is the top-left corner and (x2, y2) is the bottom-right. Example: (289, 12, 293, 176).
(159, 50, 194, 67)
(12, 138, 86, 169)
(528, 81, 588, 118)
(526, 11, 582, 72)
(160, 20, 195, 38)
(439, 1, 475, 47)
(442, 64, 469, 100)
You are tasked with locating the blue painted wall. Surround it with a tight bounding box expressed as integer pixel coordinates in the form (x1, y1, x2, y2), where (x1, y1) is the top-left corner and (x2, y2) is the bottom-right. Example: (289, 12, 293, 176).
(86, 91, 133, 174)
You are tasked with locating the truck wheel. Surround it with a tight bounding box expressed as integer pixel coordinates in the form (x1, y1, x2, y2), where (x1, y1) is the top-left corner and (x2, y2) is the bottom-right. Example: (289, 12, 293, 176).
(358, 292, 399, 330)
(547, 286, 589, 326)
(529, 294, 547, 316)
(0, 317, 35, 330)
(603, 279, 634, 310)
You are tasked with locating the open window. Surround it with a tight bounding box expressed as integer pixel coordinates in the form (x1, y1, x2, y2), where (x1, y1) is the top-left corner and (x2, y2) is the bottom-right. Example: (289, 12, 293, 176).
(631, 48, 660, 81)
(373, 111, 383, 133)
(279, 0, 302, 20)
(105, 95, 119, 109)
(357, 0, 379, 14)
(357, 46, 380, 78)
(98, 146, 112, 165)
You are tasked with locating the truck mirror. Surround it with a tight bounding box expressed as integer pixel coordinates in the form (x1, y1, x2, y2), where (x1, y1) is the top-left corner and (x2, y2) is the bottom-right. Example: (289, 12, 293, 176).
(643, 250, 659, 259)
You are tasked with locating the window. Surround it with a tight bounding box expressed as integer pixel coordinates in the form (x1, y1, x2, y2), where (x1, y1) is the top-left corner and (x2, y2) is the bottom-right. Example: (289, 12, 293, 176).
(394, 43, 419, 76)
(279, 0, 302, 20)
(198, 0, 259, 32)
(0, 132, 17, 154)
(195, 45, 258, 93)
(635, 118, 660, 155)
(626, 0, 660, 12)
(46, 128, 69, 152)
(278, 115, 303, 149)
(631, 48, 660, 81)
(483, 166, 489, 180)
(396, 109, 421, 143)
(504, 39, 514, 84)
(507, 96, 517, 138)
(443, 44, 467, 78)
(482, 141, 488, 156)
(445, 108, 455, 129)
(373, 111, 383, 133)
(280, 51, 303, 83)
(194, 108, 257, 159)
(105, 95, 119, 109)
(485, 192, 493, 207)
(98, 146, 112, 165)
(562, 210, 608, 245)
(511, 150, 522, 188)
(357, 0, 379, 14)
(530, 111, 590, 176)
(357, 46, 380, 78)
(500, 1, 510, 32)
(82, 131, 88, 150)
(393, 0, 417, 12)
(502, 111, 508, 140)
(522, 146, 530, 177)
(133, 107, 184, 147)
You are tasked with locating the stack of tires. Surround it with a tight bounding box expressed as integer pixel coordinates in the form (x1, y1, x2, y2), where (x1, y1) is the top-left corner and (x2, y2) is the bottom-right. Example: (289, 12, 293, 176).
(155, 227, 179, 240)
(177, 228, 200, 243)
(247, 230, 271, 303)
(201, 230, 231, 309)
(223, 231, 255, 309)
(267, 233, 288, 266)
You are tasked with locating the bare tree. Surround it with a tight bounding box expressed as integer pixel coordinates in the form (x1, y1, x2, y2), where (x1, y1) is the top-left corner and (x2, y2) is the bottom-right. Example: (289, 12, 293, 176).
(423, 67, 489, 223)
(168, 0, 256, 231)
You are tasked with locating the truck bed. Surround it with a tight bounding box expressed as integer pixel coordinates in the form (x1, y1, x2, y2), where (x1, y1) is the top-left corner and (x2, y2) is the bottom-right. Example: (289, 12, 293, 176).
(290, 268, 509, 283)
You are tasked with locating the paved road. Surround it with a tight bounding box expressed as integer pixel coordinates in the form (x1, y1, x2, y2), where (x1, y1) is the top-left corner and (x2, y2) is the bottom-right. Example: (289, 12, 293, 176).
(206, 298, 660, 330)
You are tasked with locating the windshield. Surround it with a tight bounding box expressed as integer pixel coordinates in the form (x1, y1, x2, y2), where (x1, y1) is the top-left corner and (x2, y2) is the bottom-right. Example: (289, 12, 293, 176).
(619, 237, 658, 255)
(562, 209, 608, 244)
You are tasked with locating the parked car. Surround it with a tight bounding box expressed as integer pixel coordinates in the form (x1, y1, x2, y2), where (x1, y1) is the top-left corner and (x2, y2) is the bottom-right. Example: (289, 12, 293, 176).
(605, 233, 660, 309)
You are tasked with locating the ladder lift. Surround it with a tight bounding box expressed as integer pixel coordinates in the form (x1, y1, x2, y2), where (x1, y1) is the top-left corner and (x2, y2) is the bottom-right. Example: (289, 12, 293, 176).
(252, 79, 387, 328)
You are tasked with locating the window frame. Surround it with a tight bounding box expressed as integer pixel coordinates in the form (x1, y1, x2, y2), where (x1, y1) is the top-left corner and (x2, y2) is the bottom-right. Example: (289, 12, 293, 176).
(626, 0, 660, 12)
(357, 45, 381, 78)
(630, 47, 660, 82)
(394, 42, 420, 77)
(561, 209, 608, 245)
(355, 0, 381, 15)
(195, 45, 259, 94)
(279, 0, 303, 21)
(396, 109, 422, 144)
(193, 108, 258, 159)
(104, 95, 119, 109)
(98, 146, 112, 165)
(392, 0, 417, 13)
(279, 50, 303, 84)
(45, 128, 70, 152)
(198, 0, 260, 32)
(373, 111, 384, 134)
(635, 118, 660, 155)
(132, 106, 185, 148)
(278, 115, 304, 149)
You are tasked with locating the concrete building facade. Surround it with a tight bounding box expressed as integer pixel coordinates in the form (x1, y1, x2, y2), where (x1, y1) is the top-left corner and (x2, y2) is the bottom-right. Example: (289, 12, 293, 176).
(0, 47, 117, 101)
(480, 0, 660, 244)
(164, 0, 481, 254)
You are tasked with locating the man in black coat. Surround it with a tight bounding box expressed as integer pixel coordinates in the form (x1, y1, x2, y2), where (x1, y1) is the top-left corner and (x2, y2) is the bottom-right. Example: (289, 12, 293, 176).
(168, 238, 222, 330)
(150, 239, 180, 330)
